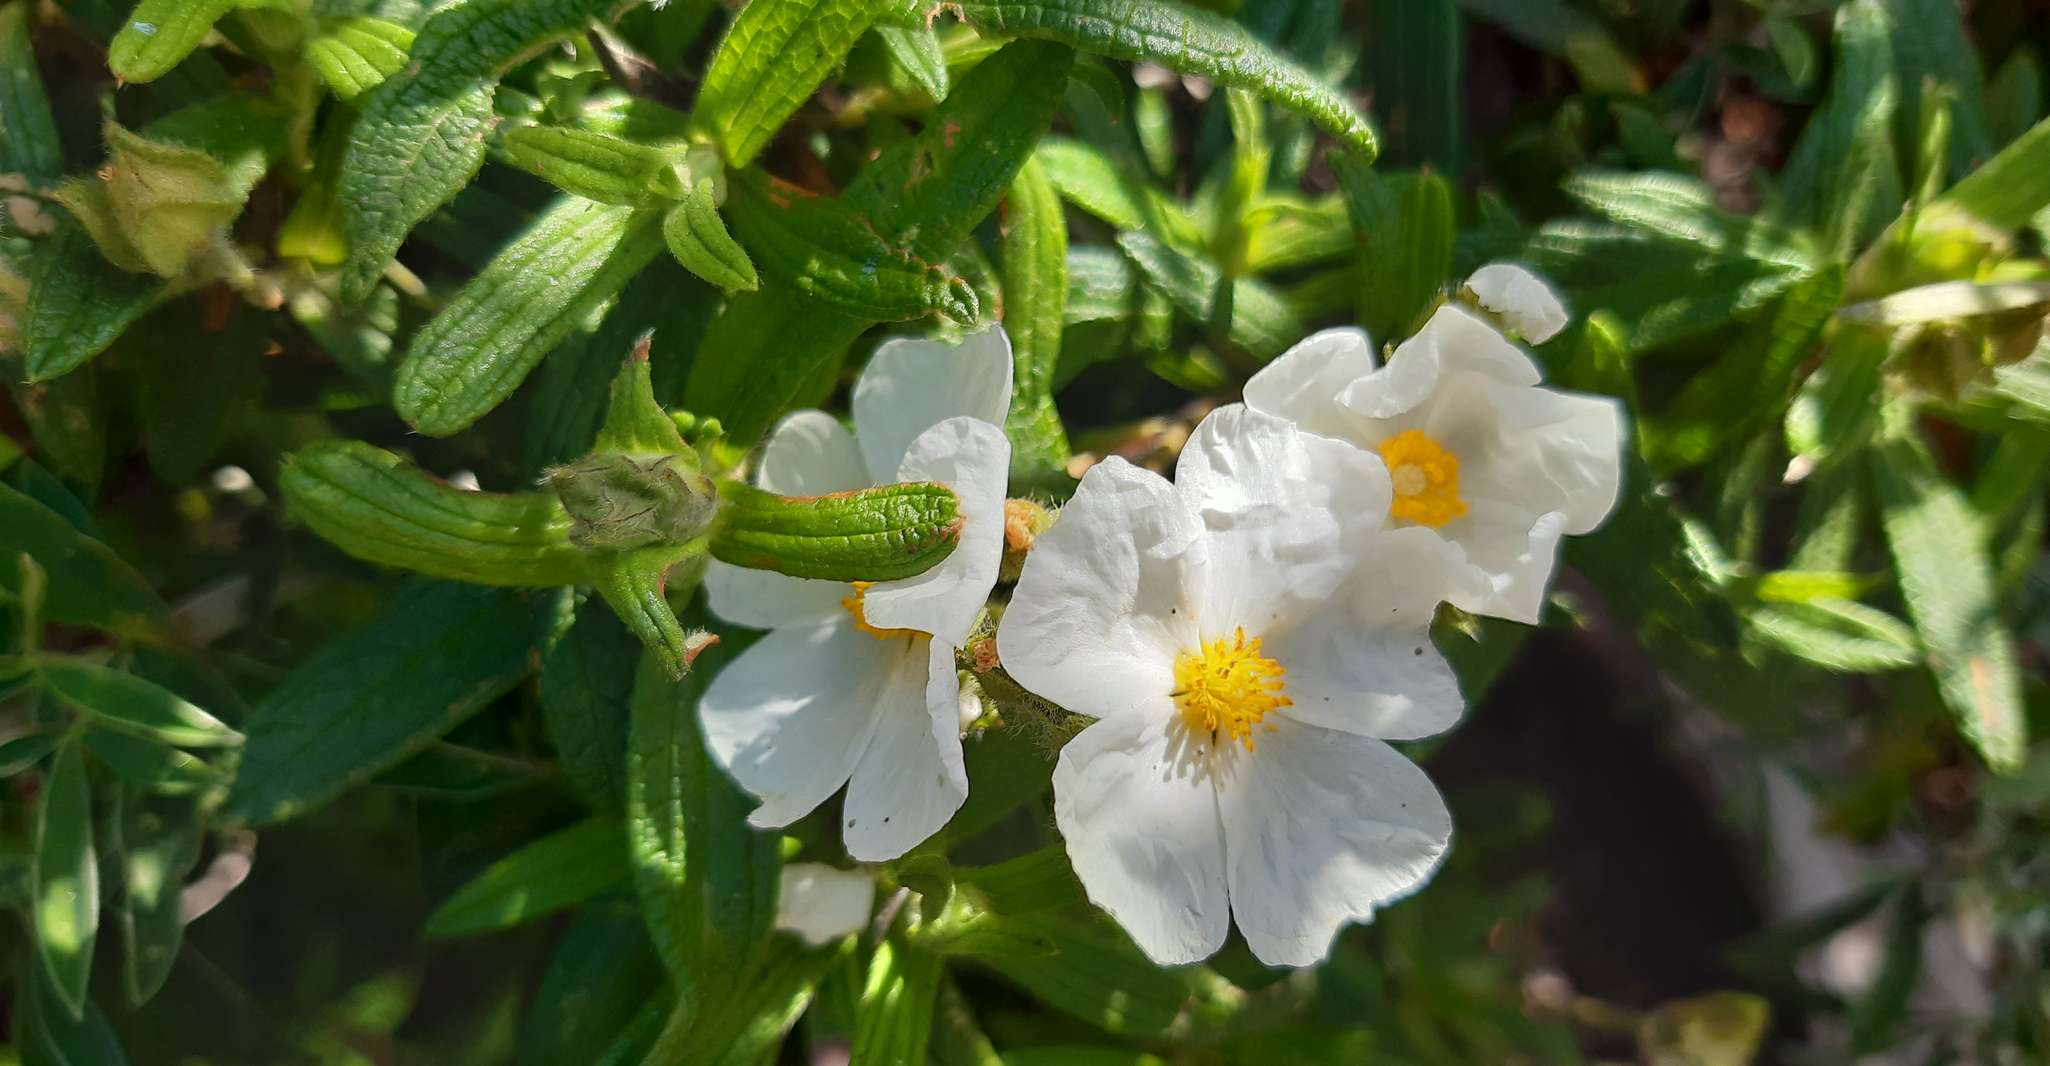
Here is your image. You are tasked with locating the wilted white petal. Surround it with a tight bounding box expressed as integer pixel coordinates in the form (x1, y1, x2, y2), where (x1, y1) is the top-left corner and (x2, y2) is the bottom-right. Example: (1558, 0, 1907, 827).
(1218, 722, 1452, 967)
(851, 327, 1014, 482)
(998, 458, 1199, 722)
(1053, 711, 1231, 965)
(776, 863, 876, 946)
(1467, 261, 1569, 343)
(858, 417, 1011, 647)
(702, 560, 847, 630)
(841, 639, 969, 861)
(699, 620, 915, 829)
(758, 409, 871, 495)
(1242, 327, 1379, 439)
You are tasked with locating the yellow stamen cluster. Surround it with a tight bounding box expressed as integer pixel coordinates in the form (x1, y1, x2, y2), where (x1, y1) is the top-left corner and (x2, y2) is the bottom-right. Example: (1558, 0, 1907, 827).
(840, 582, 917, 640)
(1172, 627, 1290, 751)
(1377, 429, 1467, 529)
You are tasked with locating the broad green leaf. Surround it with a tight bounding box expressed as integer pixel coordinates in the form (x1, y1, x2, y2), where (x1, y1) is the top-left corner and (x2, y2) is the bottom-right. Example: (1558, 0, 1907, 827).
(16, 957, 128, 1066)
(850, 940, 942, 1066)
(108, 0, 237, 83)
(1116, 231, 1301, 360)
(0, 734, 57, 776)
(34, 737, 96, 1021)
(505, 126, 678, 206)
(223, 582, 557, 825)
(954, 847, 1083, 915)
(0, 0, 62, 179)
(1454, 0, 1638, 93)
(135, 305, 264, 484)
(625, 649, 779, 981)
(663, 184, 759, 292)
(1748, 600, 1920, 673)
(946, 0, 1377, 158)
(519, 903, 667, 1066)
(1035, 137, 1147, 230)
(304, 17, 415, 101)
(281, 440, 588, 586)
(938, 909, 1190, 1035)
(0, 482, 170, 638)
(1871, 413, 2026, 771)
(1934, 113, 2050, 232)
(115, 793, 201, 1006)
(5, 371, 108, 489)
(425, 817, 633, 937)
(725, 171, 979, 325)
(710, 480, 963, 581)
(1002, 155, 1073, 482)
(20, 225, 164, 382)
(684, 39, 1073, 443)
(394, 197, 666, 436)
(1334, 160, 1452, 343)
(939, 726, 1052, 846)
(337, 0, 637, 299)
(39, 660, 238, 748)
(1985, 46, 2042, 150)
(539, 597, 640, 811)
(695, 0, 884, 166)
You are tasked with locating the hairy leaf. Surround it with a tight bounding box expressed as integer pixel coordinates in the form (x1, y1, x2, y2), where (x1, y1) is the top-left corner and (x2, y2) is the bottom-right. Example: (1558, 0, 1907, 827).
(425, 817, 632, 937)
(696, 0, 884, 166)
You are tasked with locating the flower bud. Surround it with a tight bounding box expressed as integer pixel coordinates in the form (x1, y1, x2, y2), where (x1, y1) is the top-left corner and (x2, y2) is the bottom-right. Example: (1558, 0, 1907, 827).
(998, 497, 1055, 584)
(545, 452, 717, 551)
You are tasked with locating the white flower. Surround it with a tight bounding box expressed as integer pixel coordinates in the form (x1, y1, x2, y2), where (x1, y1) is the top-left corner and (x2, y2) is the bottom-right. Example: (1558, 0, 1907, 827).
(774, 862, 877, 946)
(1464, 261, 1568, 343)
(700, 327, 1013, 861)
(996, 404, 1460, 967)
(1244, 305, 1623, 624)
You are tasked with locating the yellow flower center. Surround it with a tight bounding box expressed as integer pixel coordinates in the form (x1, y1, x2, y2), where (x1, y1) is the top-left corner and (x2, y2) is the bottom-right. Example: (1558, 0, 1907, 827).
(1172, 627, 1289, 751)
(840, 582, 917, 640)
(1377, 429, 1467, 529)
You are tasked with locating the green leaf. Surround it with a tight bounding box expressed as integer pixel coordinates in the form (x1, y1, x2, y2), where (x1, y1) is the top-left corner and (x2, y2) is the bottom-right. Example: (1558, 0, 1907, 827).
(684, 39, 1073, 443)
(1116, 231, 1301, 360)
(1563, 170, 1812, 267)
(83, 729, 223, 795)
(1334, 160, 1452, 344)
(1777, 0, 1901, 251)
(505, 126, 678, 206)
(945, 0, 1377, 158)
(337, 0, 637, 299)
(1035, 138, 1148, 231)
(1887, 0, 1991, 182)
(874, 23, 947, 102)
(135, 306, 264, 484)
(21, 225, 165, 382)
(34, 737, 96, 1022)
(539, 597, 640, 812)
(592, 545, 710, 677)
(663, 184, 759, 292)
(17, 956, 128, 1066)
(1002, 155, 1072, 482)
(1454, 0, 1638, 93)
(1933, 113, 2050, 232)
(518, 903, 667, 1066)
(0, 482, 170, 639)
(1365, 0, 1461, 174)
(425, 817, 633, 937)
(223, 582, 556, 825)
(115, 793, 201, 1007)
(5, 371, 109, 489)
(938, 909, 1190, 1035)
(394, 198, 666, 436)
(1747, 600, 1920, 673)
(710, 480, 963, 581)
(280, 440, 588, 586)
(38, 660, 239, 748)
(641, 938, 847, 1066)
(726, 171, 978, 325)
(625, 648, 779, 981)
(0, 0, 62, 179)
(695, 0, 885, 166)
(1850, 886, 1926, 1053)
(850, 939, 943, 1066)
(108, 0, 237, 83)
(1871, 413, 2026, 771)
(304, 17, 416, 102)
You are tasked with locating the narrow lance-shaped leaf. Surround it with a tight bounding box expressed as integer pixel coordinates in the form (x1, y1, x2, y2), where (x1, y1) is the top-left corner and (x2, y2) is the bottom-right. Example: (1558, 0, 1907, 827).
(1871, 410, 2026, 772)
(1002, 156, 1072, 481)
(710, 480, 963, 581)
(394, 197, 666, 437)
(281, 440, 589, 586)
(539, 598, 640, 811)
(1333, 159, 1452, 343)
(1931, 112, 2050, 232)
(1115, 231, 1302, 360)
(0, 482, 171, 639)
(505, 126, 679, 206)
(425, 817, 633, 937)
(38, 660, 239, 748)
(117, 794, 202, 1007)
(304, 17, 416, 102)
(1, 0, 62, 178)
(695, 0, 886, 166)
(223, 582, 558, 825)
(337, 0, 638, 300)
(850, 940, 944, 1066)
(940, 0, 1377, 158)
(664, 185, 759, 292)
(34, 737, 96, 1022)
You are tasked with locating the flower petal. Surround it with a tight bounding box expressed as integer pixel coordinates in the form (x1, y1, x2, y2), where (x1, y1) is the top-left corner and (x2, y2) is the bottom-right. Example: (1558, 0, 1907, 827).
(859, 417, 1011, 647)
(852, 326, 1014, 483)
(699, 620, 911, 829)
(998, 457, 1198, 721)
(1218, 723, 1451, 967)
(758, 409, 870, 495)
(775, 863, 876, 946)
(1264, 610, 1461, 741)
(1465, 262, 1569, 343)
(1442, 501, 1566, 625)
(1338, 304, 1539, 424)
(841, 639, 969, 861)
(1053, 710, 1231, 965)
(703, 560, 847, 630)
(1476, 382, 1624, 535)
(1242, 327, 1379, 439)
